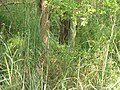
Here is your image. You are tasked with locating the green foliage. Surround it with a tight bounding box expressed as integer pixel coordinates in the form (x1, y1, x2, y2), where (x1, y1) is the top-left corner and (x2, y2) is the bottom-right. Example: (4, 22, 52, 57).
(0, 0, 120, 90)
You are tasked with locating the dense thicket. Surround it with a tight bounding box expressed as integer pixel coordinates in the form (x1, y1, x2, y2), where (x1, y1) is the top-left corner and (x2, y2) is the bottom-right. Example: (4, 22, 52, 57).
(0, 0, 120, 90)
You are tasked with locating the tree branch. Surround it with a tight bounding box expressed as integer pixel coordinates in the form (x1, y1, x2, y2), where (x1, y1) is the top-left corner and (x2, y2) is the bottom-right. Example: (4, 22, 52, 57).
(0, 1, 35, 7)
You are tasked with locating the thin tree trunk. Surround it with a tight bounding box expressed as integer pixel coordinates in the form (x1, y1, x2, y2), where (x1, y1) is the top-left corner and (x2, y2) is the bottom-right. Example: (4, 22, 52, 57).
(59, 17, 70, 44)
(59, 12, 77, 46)
(37, 0, 49, 89)
(40, 0, 49, 46)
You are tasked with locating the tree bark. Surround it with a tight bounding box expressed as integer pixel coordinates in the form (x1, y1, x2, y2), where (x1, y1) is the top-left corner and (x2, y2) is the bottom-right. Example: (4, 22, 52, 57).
(40, 0, 49, 46)
(59, 17, 70, 44)
(59, 12, 77, 46)
(37, 0, 49, 89)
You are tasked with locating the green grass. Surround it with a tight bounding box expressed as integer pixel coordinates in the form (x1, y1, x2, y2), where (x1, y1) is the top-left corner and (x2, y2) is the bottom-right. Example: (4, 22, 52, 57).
(0, 0, 120, 90)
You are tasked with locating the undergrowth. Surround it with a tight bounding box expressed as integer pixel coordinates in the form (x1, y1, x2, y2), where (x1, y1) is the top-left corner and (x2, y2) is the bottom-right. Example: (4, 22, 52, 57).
(0, 0, 120, 90)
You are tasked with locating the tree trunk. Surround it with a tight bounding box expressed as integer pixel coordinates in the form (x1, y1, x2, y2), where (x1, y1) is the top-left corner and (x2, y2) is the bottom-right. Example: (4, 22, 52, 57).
(59, 12, 77, 46)
(59, 17, 70, 44)
(37, 0, 49, 89)
(40, 0, 49, 46)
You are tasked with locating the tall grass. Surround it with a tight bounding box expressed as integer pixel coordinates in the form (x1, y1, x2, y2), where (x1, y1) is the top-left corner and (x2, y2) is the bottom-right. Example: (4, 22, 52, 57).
(0, 0, 120, 90)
